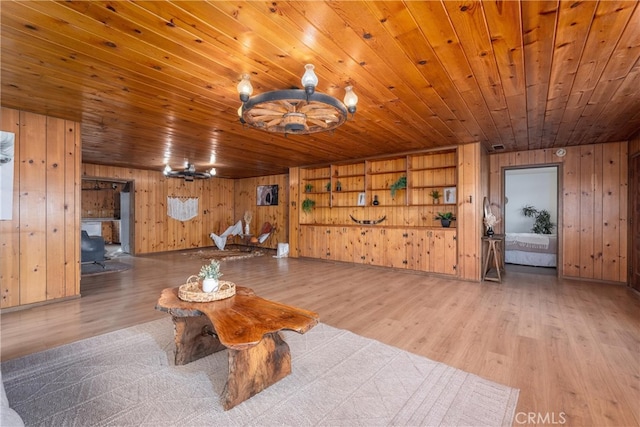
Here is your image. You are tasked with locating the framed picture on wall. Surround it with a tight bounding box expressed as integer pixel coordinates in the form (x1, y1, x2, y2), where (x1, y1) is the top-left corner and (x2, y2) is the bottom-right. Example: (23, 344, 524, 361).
(357, 192, 366, 206)
(257, 185, 278, 206)
(443, 187, 456, 204)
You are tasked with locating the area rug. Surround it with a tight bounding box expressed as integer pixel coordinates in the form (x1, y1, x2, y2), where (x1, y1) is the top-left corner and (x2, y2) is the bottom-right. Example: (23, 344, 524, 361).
(1, 318, 519, 426)
(80, 261, 131, 276)
(184, 247, 265, 262)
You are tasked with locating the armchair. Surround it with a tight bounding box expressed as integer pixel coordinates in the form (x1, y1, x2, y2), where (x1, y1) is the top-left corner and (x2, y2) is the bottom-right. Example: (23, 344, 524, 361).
(81, 230, 106, 266)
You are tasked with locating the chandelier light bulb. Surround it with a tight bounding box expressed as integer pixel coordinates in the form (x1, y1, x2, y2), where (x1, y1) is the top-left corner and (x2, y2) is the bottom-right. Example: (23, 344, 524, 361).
(344, 86, 358, 114)
(237, 74, 253, 102)
(301, 64, 318, 96)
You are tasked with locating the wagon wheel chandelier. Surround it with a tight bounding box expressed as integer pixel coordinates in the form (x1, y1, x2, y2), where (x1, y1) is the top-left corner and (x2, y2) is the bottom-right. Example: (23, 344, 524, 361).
(236, 64, 358, 135)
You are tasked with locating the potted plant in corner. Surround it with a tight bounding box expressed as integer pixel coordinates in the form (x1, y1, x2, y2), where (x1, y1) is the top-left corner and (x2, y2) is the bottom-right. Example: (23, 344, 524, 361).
(435, 212, 456, 228)
(199, 259, 222, 292)
(302, 197, 316, 213)
(429, 189, 441, 204)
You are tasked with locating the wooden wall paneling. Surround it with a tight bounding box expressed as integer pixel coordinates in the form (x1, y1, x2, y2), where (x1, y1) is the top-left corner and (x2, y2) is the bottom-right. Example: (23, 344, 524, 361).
(133, 170, 148, 253)
(67, 121, 81, 297)
(234, 174, 288, 249)
(45, 117, 67, 300)
(489, 142, 628, 283)
(618, 143, 629, 282)
(602, 143, 622, 281)
(457, 143, 481, 280)
(0, 108, 21, 307)
(593, 144, 605, 279)
(19, 111, 48, 304)
(383, 228, 407, 268)
(289, 167, 300, 257)
(562, 147, 581, 278)
(579, 145, 596, 278)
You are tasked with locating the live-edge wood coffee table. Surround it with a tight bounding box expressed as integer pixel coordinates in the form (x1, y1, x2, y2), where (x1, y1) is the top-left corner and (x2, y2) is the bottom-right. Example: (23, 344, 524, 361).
(155, 286, 319, 410)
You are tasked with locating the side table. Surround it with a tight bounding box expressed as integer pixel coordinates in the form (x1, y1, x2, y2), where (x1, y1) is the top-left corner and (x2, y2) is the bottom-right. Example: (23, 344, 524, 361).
(482, 234, 505, 282)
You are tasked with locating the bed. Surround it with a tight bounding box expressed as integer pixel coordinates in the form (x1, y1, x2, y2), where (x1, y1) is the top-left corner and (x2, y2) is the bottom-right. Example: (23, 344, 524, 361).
(505, 233, 557, 267)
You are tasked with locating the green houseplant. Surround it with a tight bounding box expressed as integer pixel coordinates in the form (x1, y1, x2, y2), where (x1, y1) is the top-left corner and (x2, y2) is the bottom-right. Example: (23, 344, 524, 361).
(302, 197, 316, 213)
(325, 182, 331, 191)
(390, 176, 407, 197)
(199, 259, 222, 292)
(429, 189, 441, 204)
(521, 205, 555, 234)
(304, 183, 313, 193)
(435, 212, 456, 228)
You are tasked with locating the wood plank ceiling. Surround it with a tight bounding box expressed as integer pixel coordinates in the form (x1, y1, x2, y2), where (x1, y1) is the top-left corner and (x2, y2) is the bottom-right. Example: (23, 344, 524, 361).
(2, 1, 639, 178)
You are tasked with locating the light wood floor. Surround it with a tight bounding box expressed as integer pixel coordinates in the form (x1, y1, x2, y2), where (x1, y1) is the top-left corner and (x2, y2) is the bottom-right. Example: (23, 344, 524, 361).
(2, 248, 639, 426)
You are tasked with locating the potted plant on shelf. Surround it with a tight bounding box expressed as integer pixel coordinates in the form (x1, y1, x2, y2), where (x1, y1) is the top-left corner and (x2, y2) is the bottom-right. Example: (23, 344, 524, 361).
(199, 259, 222, 292)
(435, 212, 456, 228)
(302, 197, 316, 213)
(304, 183, 313, 193)
(336, 181, 342, 191)
(325, 182, 331, 191)
(390, 176, 406, 197)
(429, 189, 441, 204)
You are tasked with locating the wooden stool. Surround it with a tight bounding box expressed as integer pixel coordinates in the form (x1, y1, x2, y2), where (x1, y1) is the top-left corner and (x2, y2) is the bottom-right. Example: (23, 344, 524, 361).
(482, 235, 504, 282)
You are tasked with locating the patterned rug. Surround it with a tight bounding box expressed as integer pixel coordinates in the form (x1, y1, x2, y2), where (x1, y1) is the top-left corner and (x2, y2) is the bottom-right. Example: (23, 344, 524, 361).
(81, 261, 132, 276)
(183, 247, 265, 262)
(1, 318, 519, 426)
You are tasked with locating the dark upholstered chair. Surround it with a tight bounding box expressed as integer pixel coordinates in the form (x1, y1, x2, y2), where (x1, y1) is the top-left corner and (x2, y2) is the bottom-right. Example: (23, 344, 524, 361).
(81, 230, 106, 266)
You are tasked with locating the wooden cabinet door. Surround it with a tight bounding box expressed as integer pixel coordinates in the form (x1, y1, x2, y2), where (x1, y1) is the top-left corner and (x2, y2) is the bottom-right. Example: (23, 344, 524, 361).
(328, 226, 352, 263)
(299, 226, 330, 259)
(380, 228, 408, 268)
(362, 228, 388, 266)
(406, 229, 429, 271)
(430, 229, 457, 275)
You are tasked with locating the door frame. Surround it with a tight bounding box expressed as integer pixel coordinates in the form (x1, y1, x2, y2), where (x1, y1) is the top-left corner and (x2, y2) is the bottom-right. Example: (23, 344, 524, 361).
(501, 164, 562, 276)
(81, 177, 135, 255)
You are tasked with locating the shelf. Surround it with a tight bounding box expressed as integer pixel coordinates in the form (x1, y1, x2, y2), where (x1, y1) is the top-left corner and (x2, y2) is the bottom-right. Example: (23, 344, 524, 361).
(332, 173, 364, 179)
(303, 177, 331, 181)
(408, 165, 456, 172)
(367, 169, 406, 175)
(333, 190, 364, 194)
(411, 184, 457, 189)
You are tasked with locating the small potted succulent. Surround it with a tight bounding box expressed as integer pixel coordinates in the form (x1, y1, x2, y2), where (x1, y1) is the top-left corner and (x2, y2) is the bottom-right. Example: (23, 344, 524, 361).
(199, 259, 222, 292)
(429, 189, 441, 204)
(435, 212, 456, 228)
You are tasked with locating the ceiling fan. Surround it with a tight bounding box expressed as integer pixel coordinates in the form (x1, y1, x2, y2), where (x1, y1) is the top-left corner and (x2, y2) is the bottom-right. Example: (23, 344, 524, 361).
(163, 163, 214, 181)
(241, 93, 347, 134)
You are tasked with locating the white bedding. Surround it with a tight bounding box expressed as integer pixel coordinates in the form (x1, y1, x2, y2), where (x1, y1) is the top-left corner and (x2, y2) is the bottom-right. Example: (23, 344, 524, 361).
(505, 233, 557, 267)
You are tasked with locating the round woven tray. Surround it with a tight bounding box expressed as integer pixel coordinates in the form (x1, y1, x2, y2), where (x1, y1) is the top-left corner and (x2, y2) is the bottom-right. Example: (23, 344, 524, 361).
(178, 275, 236, 302)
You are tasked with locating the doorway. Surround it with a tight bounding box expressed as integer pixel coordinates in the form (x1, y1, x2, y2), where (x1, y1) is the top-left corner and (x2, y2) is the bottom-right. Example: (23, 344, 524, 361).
(81, 178, 134, 256)
(503, 166, 559, 274)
